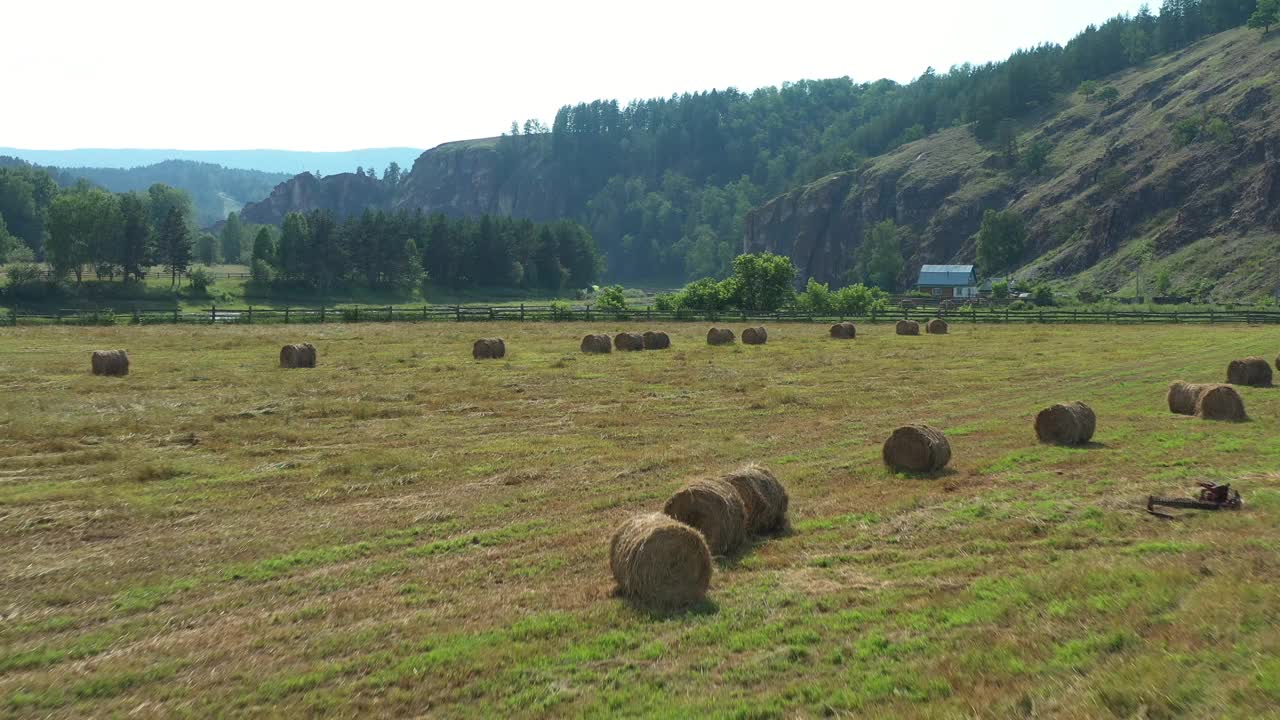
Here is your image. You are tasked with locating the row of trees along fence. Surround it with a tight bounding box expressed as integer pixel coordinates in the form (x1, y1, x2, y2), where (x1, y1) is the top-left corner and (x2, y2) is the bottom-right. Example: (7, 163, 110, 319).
(8, 304, 1280, 326)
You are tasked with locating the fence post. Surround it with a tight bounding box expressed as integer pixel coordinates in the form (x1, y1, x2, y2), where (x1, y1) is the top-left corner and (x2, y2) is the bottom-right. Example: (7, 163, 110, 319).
(285, 307, 290, 324)
(174, 307, 179, 323)
(10, 308, 17, 326)
(132, 306, 140, 325)
(1209, 309, 1214, 324)
(320, 306, 325, 323)
(586, 304, 592, 322)
(248, 306, 253, 324)
(647, 305, 652, 321)
(423, 305, 428, 320)
(520, 303, 525, 322)
(455, 306, 461, 322)
(210, 305, 216, 324)
(388, 305, 393, 322)
(354, 307, 359, 323)
(489, 307, 495, 321)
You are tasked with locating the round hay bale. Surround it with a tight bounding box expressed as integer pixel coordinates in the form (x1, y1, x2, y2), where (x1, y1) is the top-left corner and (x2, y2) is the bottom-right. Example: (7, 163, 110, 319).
(91, 350, 129, 377)
(614, 332, 645, 352)
(280, 343, 317, 368)
(662, 478, 748, 556)
(581, 334, 613, 354)
(742, 326, 768, 345)
(720, 464, 789, 534)
(609, 513, 712, 608)
(707, 328, 735, 346)
(472, 338, 506, 360)
(1226, 357, 1272, 387)
(1035, 401, 1096, 445)
(1196, 384, 1247, 421)
(830, 322, 857, 339)
(642, 331, 671, 350)
(1167, 381, 1208, 416)
(883, 424, 951, 473)
(895, 320, 920, 336)
(926, 318, 949, 335)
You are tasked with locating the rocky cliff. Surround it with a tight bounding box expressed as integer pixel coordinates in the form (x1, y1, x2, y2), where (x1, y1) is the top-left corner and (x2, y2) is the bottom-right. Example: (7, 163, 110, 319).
(240, 137, 563, 226)
(746, 28, 1280, 297)
(240, 171, 392, 226)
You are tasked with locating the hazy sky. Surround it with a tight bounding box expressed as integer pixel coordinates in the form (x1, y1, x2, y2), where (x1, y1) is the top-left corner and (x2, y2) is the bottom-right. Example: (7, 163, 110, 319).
(4, 0, 1149, 152)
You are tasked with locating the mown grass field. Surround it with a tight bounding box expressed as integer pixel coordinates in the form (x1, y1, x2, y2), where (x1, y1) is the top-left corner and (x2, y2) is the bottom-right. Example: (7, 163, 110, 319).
(1, 322, 1278, 718)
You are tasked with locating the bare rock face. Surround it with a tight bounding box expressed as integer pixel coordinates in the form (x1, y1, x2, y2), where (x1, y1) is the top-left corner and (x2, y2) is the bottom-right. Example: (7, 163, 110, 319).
(394, 140, 564, 221)
(241, 172, 390, 226)
(745, 130, 1008, 288)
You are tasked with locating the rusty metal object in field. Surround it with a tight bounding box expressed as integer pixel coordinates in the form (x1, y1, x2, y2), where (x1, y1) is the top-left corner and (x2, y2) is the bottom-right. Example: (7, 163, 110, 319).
(1147, 482, 1243, 517)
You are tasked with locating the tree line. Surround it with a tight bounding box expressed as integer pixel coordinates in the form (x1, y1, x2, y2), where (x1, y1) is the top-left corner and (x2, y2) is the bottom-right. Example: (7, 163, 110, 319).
(493, 0, 1268, 286)
(252, 209, 600, 294)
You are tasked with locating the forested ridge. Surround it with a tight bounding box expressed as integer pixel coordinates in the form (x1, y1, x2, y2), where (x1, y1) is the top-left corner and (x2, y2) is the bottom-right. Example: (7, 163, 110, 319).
(0, 154, 600, 299)
(507, 0, 1269, 283)
(239, 0, 1271, 288)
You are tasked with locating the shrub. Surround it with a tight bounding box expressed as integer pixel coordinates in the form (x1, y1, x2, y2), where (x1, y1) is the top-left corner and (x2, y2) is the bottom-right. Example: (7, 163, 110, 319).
(251, 258, 273, 283)
(991, 280, 1010, 299)
(1097, 86, 1120, 104)
(795, 278, 833, 314)
(653, 293, 680, 314)
(1205, 118, 1231, 144)
(1077, 287, 1103, 304)
(1009, 300, 1029, 311)
(831, 283, 889, 315)
(680, 277, 735, 314)
(188, 267, 214, 294)
(595, 285, 627, 313)
(1031, 285, 1055, 306)
(549, 300, 573, 320)
(3, 262, 43, 289)
(1172, 118, 1201, 147)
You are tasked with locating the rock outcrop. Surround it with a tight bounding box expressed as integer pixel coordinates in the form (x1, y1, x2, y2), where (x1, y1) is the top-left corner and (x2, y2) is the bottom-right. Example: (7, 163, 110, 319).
(746, 28, 1280, 296)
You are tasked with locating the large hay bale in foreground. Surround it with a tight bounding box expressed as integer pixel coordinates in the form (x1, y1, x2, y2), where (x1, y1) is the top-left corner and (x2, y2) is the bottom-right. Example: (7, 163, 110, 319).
(1227, 357, 1272, 387)
(91, 350, 129, 377)
(614, 332, 645, 352)
(830, 322, 857, 339)
(895, 320, 920, 336)
(707, 328, 735, 346)
(1035, 401, 1096, 445)
(1167, 381, 1207, 416)
(642, 331, 671, 350)
(581, 334, 613, 354)
(280, 343, 317, 368)
(721, 464, 789, 535)
(1196, 384, 1247, 421)
(741, 326, 768, 345)
(662, 479, 748, 556)
(609, 513, 712, 608)
(883, 424, 951, 473)
(926, 318, 949, 335)
(472, 338, 506, 360)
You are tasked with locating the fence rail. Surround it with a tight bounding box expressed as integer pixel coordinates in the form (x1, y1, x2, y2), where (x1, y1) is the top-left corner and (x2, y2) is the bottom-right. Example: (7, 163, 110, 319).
(6, 303, 1280, 327)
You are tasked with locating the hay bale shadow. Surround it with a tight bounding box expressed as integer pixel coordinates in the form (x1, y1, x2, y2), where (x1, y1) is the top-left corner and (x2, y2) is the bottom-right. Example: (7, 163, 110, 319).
(615, 591, 720, 619)
(715, 526, 796, 570)
(891, 467, 960, 481)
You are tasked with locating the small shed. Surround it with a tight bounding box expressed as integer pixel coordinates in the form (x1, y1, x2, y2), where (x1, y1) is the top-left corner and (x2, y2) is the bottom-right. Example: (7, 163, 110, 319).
(916, 265, 978, 299)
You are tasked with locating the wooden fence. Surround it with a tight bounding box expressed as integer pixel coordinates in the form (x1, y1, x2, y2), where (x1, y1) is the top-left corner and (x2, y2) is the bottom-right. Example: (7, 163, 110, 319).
(7, 304, 1280, 326)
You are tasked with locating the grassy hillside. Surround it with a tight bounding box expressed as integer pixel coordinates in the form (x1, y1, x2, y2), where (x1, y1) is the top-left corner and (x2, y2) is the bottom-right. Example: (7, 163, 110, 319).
(747, 28, 1280, 300)
(1, 323, 1278, 716)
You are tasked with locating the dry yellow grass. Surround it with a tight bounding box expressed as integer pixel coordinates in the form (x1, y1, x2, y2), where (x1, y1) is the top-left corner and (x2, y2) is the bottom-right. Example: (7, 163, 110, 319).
(1, 322, 1278, 718)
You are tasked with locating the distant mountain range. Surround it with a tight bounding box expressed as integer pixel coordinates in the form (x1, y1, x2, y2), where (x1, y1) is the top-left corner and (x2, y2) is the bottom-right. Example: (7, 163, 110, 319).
(0, 147, 423, 176)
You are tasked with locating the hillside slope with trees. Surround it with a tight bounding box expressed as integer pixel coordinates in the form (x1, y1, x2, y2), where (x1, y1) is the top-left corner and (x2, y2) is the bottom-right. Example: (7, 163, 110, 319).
(236, 1, 1280, 298)
(747, 26, 1280, 299)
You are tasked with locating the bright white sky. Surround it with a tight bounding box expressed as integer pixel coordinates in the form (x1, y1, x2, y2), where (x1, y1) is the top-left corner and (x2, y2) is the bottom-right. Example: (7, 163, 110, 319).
(4, 0, 1149, 152)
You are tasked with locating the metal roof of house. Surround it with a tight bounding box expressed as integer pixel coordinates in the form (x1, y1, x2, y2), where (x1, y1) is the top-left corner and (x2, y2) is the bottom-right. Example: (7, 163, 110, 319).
(917, 265, 977, 287)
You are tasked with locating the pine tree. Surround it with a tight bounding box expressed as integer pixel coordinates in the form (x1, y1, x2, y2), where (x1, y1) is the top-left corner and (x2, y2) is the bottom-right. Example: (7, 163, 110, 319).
(220, 212, 244, 263)
(157, 206, 193, 286)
